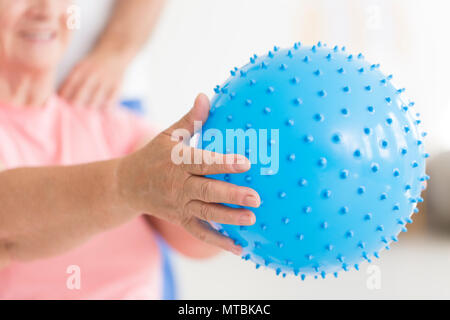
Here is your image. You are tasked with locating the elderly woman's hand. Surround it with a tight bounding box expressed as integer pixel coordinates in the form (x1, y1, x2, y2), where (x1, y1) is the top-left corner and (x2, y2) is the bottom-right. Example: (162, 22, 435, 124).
(115, 94, 260, 255)
(58, 49, 128, 109)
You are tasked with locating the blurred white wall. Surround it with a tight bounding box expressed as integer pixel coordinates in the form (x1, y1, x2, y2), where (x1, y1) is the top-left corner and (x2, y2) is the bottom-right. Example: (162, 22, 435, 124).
(122, 0, 450, 299)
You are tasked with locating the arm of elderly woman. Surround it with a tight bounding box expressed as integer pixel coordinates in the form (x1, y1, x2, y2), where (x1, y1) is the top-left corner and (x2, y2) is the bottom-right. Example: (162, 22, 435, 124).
(0, 94, 259, 268)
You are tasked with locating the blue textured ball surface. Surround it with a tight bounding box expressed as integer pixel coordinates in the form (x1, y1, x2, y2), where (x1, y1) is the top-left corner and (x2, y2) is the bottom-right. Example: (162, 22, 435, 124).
(199, 42, 427, 279)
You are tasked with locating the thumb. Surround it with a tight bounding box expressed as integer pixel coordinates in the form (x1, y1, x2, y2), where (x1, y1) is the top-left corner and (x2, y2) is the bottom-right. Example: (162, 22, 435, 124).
(165, 93, 210, 137)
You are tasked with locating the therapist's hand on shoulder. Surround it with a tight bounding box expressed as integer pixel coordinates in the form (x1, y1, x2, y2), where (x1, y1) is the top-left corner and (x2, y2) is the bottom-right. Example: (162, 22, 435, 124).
(58, 0, 166, 110)
(116, 94, 261, 255)
(58, 49, 128, 110)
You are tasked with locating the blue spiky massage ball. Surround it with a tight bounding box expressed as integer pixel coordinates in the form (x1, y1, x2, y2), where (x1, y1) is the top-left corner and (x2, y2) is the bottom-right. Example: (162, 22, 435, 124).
(199, 42, 428, 279)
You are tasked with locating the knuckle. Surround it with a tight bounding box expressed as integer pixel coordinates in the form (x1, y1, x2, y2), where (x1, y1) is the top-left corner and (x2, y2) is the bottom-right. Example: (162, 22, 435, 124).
(200, 180, 213, 202)
(227, 188, 239, 204)
(198, 202, 211, 221)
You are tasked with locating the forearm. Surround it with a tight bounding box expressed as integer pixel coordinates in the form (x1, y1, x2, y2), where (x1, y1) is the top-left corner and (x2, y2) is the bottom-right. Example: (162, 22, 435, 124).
(93, 0, 166, 61)
(148, 216, 221, 259)
(0, 159, 136, 263)
(0, 94, 258, 267)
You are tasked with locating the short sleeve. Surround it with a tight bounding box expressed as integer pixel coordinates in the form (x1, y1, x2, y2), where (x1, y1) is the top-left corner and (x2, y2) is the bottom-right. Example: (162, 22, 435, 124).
(102, 108, 157, 157)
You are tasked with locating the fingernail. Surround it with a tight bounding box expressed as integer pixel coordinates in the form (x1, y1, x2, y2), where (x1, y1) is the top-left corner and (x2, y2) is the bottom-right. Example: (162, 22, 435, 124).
(239, 214, 255, 225)
(244, 195, 259, 207)
(231, 246, 242, 256)
(233, 158, 250, 172)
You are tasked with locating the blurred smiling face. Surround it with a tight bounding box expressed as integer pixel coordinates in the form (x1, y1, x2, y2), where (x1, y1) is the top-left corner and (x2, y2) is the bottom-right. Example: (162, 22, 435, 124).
(0, 0, 72, 71)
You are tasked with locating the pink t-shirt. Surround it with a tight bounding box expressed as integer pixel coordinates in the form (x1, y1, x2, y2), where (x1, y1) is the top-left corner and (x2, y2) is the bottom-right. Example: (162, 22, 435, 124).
(0, 96, 162, 299)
